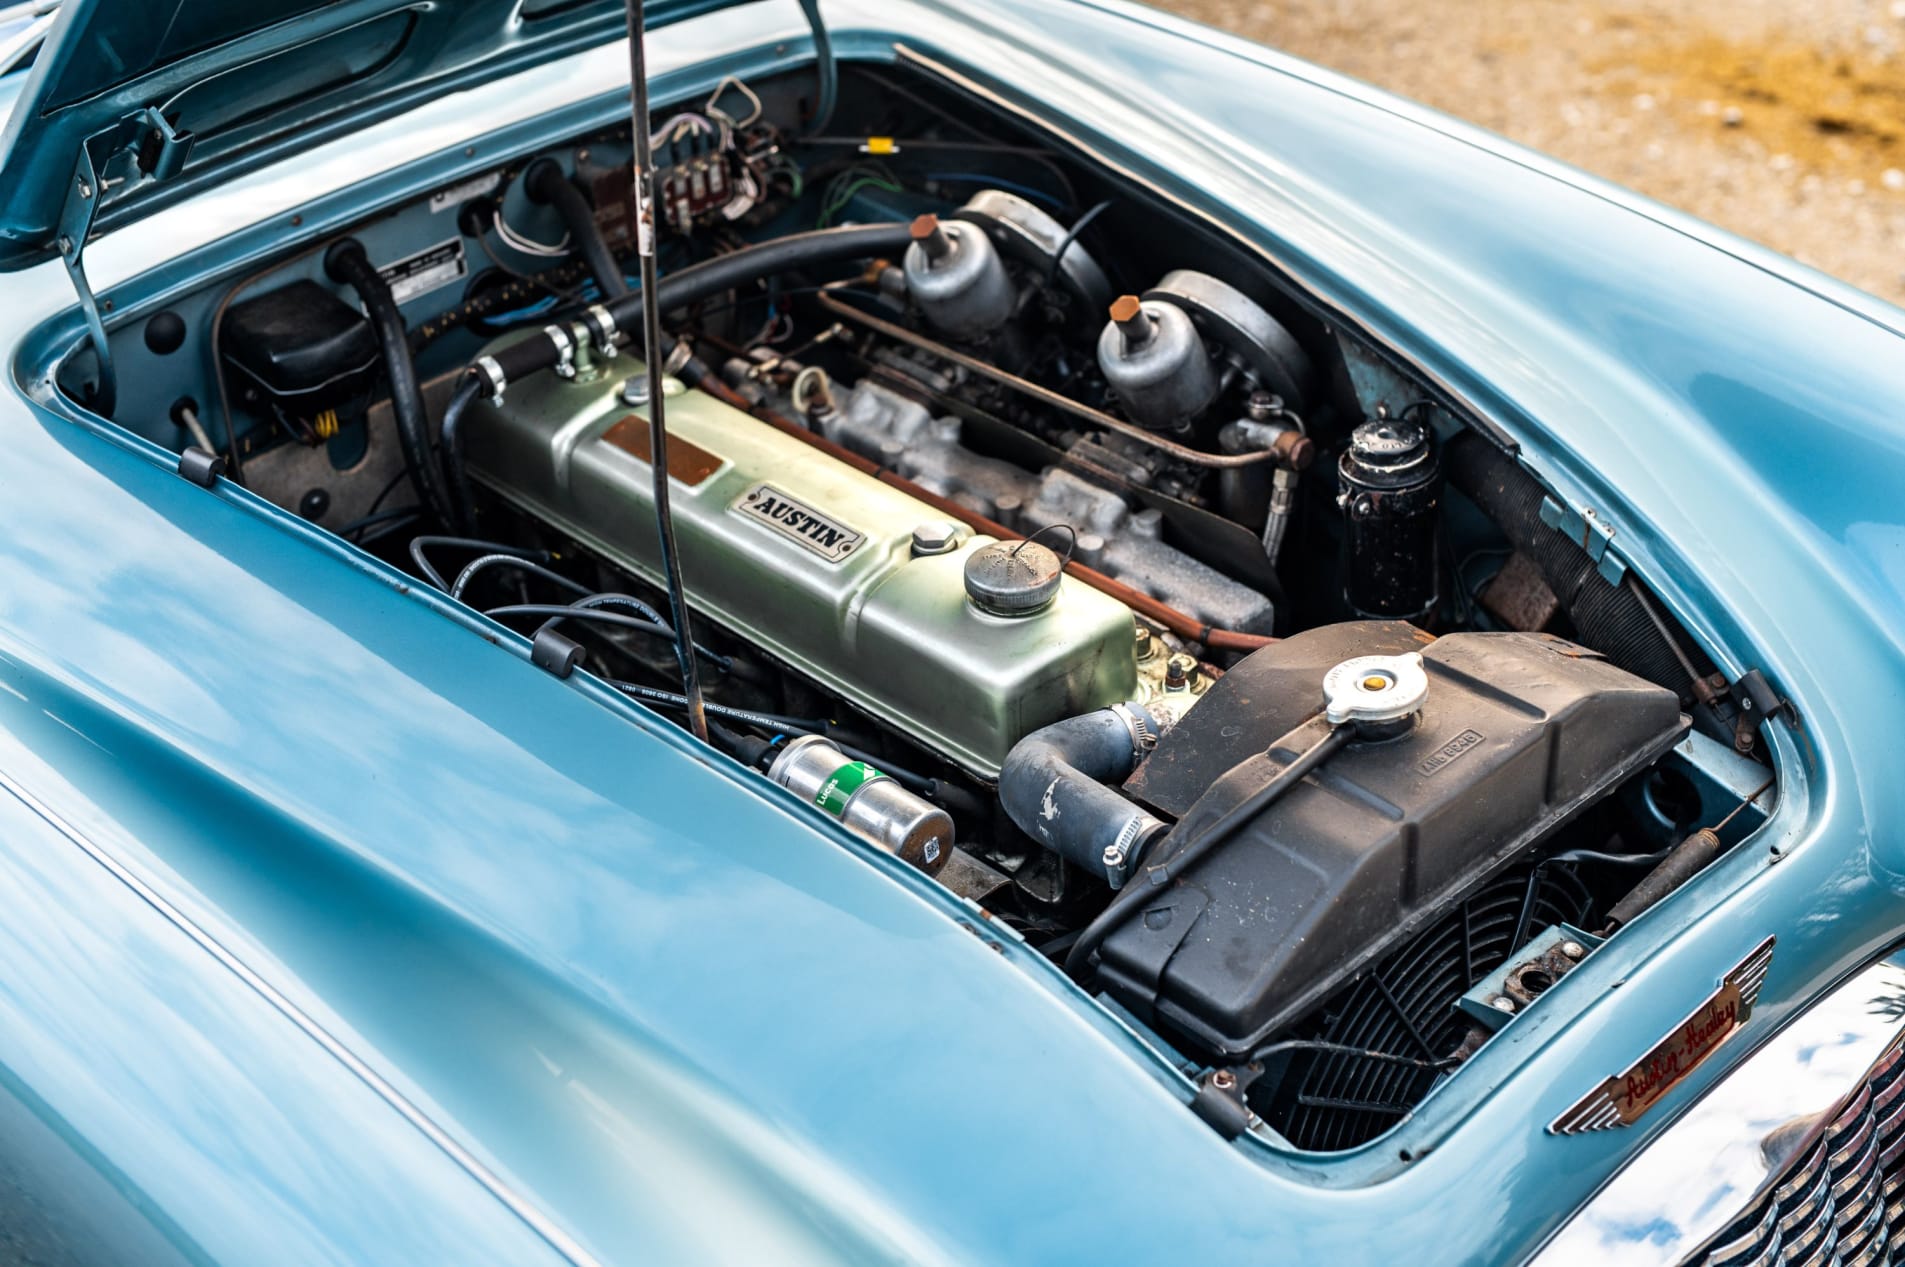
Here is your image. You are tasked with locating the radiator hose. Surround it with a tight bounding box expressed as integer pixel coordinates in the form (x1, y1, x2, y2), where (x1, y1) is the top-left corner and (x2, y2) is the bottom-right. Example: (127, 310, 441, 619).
(327, 239, 453, 525)
(1443, 431, 1689, 699)
(999, 703, 1168, 888)
(480, 221, 917, 384)
(524, 158, 628, 301)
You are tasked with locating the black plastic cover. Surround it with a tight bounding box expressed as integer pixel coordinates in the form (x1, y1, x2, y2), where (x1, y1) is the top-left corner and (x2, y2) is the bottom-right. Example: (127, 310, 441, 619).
(221, 279, 379, 408)
(1099, 623, 1685, 1059)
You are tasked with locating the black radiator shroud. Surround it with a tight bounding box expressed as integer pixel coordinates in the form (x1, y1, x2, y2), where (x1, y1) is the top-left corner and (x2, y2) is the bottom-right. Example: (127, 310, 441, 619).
(1098, 622, 1686, 1072)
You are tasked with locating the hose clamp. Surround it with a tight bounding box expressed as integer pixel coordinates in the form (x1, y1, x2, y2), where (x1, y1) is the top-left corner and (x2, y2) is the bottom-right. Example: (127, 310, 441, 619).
(662, 338, 696, 377)
(472, 356, 508, 405)
(543, 323, 577, 379)
(581, 304, 619, 360)
(1109, 701, 1159, 761)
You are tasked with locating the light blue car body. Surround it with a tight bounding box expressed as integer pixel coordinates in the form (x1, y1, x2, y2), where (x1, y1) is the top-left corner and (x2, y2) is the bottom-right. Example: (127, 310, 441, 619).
(0, 0, 1897, 1262)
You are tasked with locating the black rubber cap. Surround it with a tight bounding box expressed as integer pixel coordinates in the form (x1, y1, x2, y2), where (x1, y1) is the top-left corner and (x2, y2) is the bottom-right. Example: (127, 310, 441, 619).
(522, 157, 566, 205)
(144, 310, 186, 355)
(177, 447, 226, 488)
(530, 628, 585, 679)
(322, 238, 369, 284)
(1188, 1082, 1252, 1141)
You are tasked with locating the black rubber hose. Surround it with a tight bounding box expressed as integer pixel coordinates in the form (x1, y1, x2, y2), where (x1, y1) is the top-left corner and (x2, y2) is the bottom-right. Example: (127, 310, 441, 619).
(999, 706, 1167, 884)
(1066, 725, 1353, 980)
(327, 240, 453, 525)
(438, 374, 485, 533)
(483, 222, 916, 384)
(524, 159, 629, 301)
(1444, 431, 1689, 699)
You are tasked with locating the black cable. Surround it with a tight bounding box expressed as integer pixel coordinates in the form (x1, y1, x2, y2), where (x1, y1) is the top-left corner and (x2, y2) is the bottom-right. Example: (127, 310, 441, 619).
(438, 375, 486, 534)
(1546, 846, 1672, 867)
(338, 505, 422, 539)
(1047, 197, 1112, 285)
(353, 510, 424, 546)
(835, 66, 1080, 207)
(326, 240, 453, 525)
(1066, 725, 1352, 980)
(525, 159, 630, 301)
(538, 590, 666, 626)
(605, 679, 827, 733)
(531, 594, 732, 673)
(485, 603, 676, 640)
(1245, 1039, 1461, 1072)
(409, 536, 545, 591)
(826, 740, 933, 793)
(450, 554, 591, 601)
(359, 465, 413, 523)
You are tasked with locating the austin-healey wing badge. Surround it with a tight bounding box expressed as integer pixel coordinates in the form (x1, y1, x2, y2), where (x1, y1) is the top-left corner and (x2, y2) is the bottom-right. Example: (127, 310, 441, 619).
(1550, 937, 1775, 1135)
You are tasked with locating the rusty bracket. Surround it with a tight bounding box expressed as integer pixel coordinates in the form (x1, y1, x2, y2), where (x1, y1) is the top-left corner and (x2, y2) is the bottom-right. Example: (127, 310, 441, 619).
(1538, 495, 1625, 585)
(1729, 668, 1793, 753)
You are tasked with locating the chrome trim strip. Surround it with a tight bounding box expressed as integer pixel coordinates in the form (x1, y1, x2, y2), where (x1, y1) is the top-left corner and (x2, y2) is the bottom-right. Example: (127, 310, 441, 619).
(0, 769, 604, 1267)
(1532, 946, 1905, 1267)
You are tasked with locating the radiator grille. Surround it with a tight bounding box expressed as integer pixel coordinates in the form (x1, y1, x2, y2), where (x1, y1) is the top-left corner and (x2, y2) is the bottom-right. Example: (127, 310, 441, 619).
(1257, 865, 1596, 1152)
(1691, 1036, 1905, 1267)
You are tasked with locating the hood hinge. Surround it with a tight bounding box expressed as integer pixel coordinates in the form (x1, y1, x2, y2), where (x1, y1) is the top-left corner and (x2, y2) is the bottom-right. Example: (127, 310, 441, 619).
(57, 107, 194, 418)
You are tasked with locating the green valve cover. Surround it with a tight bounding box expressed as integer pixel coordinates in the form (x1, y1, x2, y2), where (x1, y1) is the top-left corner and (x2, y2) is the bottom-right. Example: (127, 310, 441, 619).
(461, 352, 1139, 776)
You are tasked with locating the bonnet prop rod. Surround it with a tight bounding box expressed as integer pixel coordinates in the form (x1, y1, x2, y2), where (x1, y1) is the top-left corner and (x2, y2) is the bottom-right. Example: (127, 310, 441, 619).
(623, 0, 708, 742)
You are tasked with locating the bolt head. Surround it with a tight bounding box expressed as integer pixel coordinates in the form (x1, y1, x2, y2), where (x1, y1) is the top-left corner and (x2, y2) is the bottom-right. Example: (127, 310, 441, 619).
(297, 488, 331, 520)
(619, 377, 651, 407)
(1101, 843, 1127, 869)
(1209, 1069, 1237, 1091)
(1165, 652, 1198, 688)
(1560, 941, 1586, 960)
(1489, 994, 1518, 1014)
(910, 520, 961, 556)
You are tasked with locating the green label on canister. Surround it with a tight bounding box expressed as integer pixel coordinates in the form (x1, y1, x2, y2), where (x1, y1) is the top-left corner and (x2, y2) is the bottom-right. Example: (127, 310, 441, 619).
(815, 761, 884, 816)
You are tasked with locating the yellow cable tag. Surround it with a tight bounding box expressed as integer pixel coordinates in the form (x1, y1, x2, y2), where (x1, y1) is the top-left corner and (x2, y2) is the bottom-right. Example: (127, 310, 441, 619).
(862, 136, 898, 155)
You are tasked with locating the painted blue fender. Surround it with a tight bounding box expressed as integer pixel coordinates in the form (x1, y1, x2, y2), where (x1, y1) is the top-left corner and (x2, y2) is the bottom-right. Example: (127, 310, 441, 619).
(0, 0, 1897, 1262)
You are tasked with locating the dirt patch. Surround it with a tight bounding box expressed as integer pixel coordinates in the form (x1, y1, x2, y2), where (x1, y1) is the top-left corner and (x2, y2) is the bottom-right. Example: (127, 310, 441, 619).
(1618, 22, 1905, 177)
(1159, 0, 1905, 300)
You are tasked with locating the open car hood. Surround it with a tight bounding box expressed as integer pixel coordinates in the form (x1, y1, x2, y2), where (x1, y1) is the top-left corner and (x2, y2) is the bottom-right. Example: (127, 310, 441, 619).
(0, 0, 757, 268)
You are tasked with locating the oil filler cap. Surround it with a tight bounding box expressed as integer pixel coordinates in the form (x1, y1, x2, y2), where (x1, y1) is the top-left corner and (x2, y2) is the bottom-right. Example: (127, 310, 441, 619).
(1323, 652, 1429, 727)
(964, 539, 1064, 616)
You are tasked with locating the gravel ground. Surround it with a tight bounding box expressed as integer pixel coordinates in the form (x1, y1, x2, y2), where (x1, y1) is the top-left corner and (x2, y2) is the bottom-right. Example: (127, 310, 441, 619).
(1160, 0, 1905, 301)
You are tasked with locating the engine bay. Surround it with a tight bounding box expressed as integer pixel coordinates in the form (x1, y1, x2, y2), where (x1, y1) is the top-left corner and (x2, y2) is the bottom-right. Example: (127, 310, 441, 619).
(63, 59, 1782, 1152)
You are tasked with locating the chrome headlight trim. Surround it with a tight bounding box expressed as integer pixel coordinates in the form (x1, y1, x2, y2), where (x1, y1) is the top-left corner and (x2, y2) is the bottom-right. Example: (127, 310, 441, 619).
(1532, 945, 1905, 1266)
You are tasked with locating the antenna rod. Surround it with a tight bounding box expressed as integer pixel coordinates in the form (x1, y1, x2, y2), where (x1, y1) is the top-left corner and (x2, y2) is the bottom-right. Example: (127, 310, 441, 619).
(624, 0, 709, 742)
